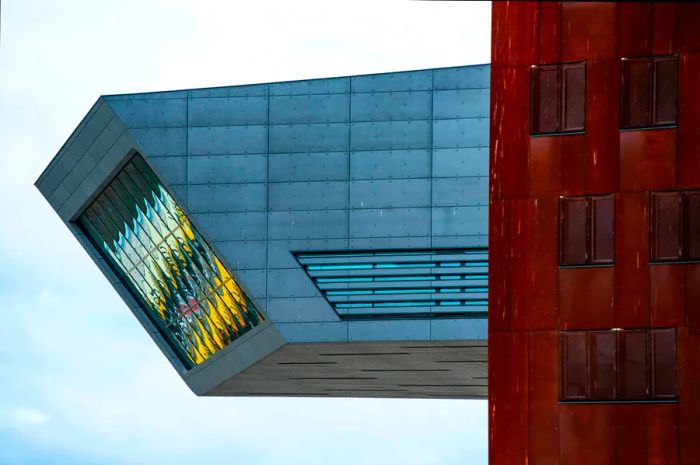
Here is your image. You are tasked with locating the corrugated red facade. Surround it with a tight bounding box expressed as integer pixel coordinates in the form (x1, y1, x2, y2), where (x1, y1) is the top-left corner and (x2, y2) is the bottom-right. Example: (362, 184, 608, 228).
(489, 2, 700, 464)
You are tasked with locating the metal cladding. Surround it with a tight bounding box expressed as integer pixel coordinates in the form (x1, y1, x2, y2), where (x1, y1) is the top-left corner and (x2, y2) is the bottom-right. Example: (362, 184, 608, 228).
(490, 2, 700, 464)
(36, 64, 491, 397)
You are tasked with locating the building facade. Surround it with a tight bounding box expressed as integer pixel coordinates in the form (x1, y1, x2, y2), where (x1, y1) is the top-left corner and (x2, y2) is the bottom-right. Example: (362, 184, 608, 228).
(36, 65, 491, 398)
(490, 2, 700, 464)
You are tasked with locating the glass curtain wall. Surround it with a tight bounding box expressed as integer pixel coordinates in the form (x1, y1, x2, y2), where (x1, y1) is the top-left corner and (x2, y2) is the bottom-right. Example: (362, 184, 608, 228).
(78, 154, 263, 368)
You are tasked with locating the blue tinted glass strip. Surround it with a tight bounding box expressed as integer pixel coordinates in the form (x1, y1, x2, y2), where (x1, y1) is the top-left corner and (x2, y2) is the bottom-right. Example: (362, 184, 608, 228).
(316, 277, 372, 283)
(325, 290, 373, 296)
(374, 301, 435, 307)
(374, 275, 434, 282)
(335, 303, 373, 308)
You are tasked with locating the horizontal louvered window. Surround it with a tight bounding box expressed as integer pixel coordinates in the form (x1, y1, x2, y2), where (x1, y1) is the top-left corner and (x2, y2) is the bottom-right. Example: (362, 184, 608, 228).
(295, 248, 488, 319)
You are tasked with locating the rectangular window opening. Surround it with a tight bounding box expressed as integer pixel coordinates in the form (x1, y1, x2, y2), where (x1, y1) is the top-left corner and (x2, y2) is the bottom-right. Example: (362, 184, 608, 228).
(78, 153, 264, 369)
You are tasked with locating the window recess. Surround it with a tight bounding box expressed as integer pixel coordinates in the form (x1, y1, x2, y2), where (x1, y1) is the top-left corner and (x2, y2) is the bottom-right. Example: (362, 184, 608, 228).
(531, 62, 586, 135)
(560, 328, 677, 402)
(650, 190, 700, 262)
(621, 55, 678, 129)
(559, 195, 614, 266)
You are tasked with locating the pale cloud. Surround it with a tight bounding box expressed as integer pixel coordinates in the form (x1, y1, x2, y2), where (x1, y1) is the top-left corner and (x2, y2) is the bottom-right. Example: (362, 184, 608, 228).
(4, 408, 51, 429)
(0, 1, 491, 464)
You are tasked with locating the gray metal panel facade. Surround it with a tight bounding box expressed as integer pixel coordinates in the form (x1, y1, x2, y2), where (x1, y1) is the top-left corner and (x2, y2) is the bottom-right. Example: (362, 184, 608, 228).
(36, 64, 490, 397)
(98, 64, 490, 345)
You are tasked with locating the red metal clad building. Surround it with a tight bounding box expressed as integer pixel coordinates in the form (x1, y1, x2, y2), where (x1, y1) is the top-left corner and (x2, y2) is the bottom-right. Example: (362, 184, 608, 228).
(489, 2, 700, 464)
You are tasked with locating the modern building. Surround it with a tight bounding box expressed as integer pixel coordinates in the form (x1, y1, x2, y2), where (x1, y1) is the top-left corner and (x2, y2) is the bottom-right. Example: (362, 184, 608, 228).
(36, 2, 700, 463)
(490, 2, 699, 464)
(35, 64, 491, 398)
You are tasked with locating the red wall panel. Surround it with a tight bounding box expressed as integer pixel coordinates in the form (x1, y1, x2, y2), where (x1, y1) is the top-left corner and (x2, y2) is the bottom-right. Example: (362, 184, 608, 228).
(652, 3, 678, 55)
(617, 2, 652, 57)
(619, 129, 677, 192)
(492, 1, 539, 67)
(647, 403, 679, 465)
(489, 199, 511, 331)
(650, 264, 685, 327)
(615, 404, 648, 465)
(686, 264, 700, 329)
(510, 197, 559, 331)
(676, 3, 700, 53)
(678, 328, 700, 465)
(559, 405, 615, 465)
(529, 136, 562, 196)
(528, 331, 559, 465)
(561, 2, 617, 61)
(538, 2, 561, 64)
(509, 198, 531, 329)
(560, 134, 586, 196)
(559, 267, 614, 329)
(489, 332, 530, 465)
(615, 193, 650, 327)
(490, 64, 531, 200)
(678, 53, 700, 188)
(584, 59, 619, 194)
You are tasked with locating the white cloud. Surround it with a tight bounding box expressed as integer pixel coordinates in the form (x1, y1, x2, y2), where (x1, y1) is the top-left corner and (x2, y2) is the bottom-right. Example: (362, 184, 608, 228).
(3, 407, 51, 429)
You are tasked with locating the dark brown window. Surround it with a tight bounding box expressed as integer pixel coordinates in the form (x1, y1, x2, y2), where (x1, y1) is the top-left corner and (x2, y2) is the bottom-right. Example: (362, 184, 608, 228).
(560, 195, 615, 266)
(621, 55, 678, 129)
(650, 191, 700, 262)
(560, 329, 677, 402)
(531, 62, 586, 134)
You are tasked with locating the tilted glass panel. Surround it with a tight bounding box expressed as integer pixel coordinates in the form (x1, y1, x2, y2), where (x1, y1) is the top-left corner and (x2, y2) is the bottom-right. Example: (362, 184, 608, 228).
(78, 154, 263, 368)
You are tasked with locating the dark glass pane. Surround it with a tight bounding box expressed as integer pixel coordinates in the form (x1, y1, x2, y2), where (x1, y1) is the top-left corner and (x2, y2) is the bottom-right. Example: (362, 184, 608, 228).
(618, 330, 648, 400)
(532, 65, 559, 134)
(651, 328, 678, 398)
(589, 331, 617, 400)
(560, 197, 589, 265)
(622, 57, 652, 128)
(653, 55, 678, 125)
(561, 331, 589, 400)
(562, 63, 586, 131)
(651, 192, 682, 261)
(590, 195, 615, 263)
(685, 191, 700, 260)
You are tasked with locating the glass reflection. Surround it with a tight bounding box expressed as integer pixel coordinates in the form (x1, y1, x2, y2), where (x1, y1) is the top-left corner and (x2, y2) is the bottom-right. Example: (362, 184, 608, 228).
(79, 154, 263, 368)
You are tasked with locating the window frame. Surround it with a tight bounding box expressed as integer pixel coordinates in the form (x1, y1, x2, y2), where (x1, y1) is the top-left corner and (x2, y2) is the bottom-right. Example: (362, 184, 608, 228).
(559, 194, 615, 267)
(530, 61, 587, 136)
(620, 54, 679, 130)
(560, 328, 678, 403)
(650, 190, 700, 263)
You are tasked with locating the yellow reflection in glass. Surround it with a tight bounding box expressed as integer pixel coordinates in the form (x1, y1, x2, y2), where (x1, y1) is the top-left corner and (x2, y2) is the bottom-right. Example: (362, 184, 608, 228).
(79, 154, 263, 368)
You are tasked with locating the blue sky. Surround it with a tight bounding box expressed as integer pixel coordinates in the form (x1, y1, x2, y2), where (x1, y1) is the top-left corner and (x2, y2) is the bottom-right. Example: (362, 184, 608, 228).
(0, 1, 491, 463)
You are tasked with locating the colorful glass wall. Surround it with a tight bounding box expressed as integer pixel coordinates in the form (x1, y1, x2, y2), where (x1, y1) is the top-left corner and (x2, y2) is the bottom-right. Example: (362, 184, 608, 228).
(79, 154, 263, 368)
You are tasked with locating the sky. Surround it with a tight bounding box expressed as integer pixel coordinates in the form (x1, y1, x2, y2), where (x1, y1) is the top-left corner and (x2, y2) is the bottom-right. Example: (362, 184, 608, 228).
(0, 1, 491, 464)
